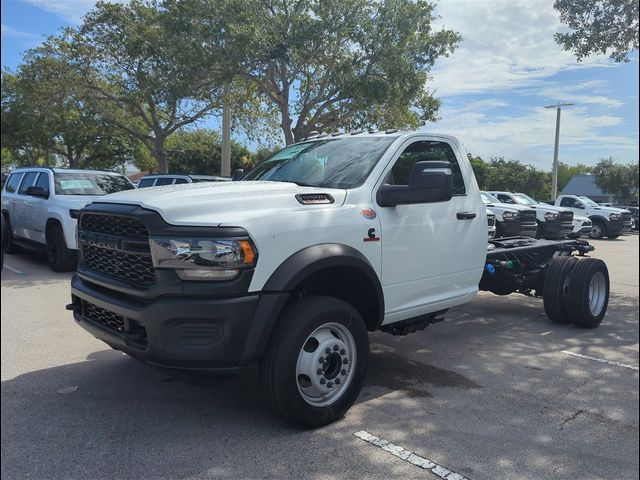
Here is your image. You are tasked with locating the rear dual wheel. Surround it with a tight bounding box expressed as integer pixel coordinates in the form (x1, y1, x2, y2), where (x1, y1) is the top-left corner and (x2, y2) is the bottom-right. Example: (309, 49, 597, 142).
(543, 257, 609, 329)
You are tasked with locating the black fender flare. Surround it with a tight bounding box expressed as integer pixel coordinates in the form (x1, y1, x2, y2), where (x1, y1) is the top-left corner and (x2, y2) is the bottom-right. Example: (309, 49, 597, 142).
(588, 215, 609, 225)
(240, 244, 384, 364)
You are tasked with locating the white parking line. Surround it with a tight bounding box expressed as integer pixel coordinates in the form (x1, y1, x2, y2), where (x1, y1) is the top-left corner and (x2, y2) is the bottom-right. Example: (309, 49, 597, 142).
(561, 350, 639, 371)
(3, 264, 27, 276)
(353, 430, 471, 480)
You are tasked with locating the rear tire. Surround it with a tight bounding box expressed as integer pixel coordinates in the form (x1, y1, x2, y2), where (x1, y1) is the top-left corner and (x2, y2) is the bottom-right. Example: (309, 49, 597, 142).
(260, 295, 369, 428)
(46, 223, 77, 272)
(3, 215, 22, 254)
(543, 256, 578, 324)
(567, 258, 609, 329)
(588, 220, 605, 239)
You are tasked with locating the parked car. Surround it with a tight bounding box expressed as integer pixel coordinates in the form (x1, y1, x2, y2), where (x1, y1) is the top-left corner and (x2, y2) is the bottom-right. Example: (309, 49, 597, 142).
(480, 191, 537, 237)
(488, 191, 574, 239)
(568, 214, 593, 239)
(555, 195, 632, 239)
(136, 174, 230, 188)
(486, 209, 497, 238)
(2, 167, 134, 271)
(69, 131, 609, 427)
(614, 205, 638, 230)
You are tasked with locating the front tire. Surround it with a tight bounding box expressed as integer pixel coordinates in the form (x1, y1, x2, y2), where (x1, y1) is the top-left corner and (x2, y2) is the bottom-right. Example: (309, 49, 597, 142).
(605, 233, 621, 239)
(588, 220, 605, 239)
(260, 295, 369, 428)
(46, 223, 77, 272)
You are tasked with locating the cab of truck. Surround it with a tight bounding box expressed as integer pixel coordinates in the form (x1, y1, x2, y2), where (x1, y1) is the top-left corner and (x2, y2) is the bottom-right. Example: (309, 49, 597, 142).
(480, 191, 537, 238)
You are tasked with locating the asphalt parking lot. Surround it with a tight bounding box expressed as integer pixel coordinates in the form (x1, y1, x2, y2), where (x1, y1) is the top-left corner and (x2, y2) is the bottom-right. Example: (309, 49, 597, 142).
(2, 235, 638, 480)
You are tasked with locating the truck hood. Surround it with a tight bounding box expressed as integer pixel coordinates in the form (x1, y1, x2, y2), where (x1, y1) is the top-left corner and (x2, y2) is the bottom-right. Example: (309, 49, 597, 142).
(483, 201, 534, 213)
(527, 203, 570, 214)
(93, 181, 348, 226)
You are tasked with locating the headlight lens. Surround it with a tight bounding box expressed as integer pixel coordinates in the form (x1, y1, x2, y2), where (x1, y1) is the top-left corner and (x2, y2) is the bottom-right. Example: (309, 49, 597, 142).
(502, 211, 519, 221)
(149, 237, 257, 280)
(609, 213, 621, 220)
(544, 212, 558, 221)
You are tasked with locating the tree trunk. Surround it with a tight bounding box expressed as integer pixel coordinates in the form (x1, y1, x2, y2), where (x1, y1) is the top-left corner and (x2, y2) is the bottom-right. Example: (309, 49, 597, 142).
(154, 137, 168, 173)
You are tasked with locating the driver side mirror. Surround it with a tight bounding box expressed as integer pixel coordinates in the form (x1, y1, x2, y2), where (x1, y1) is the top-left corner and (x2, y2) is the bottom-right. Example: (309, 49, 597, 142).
(231, 168, 244, 181)
(377, 161, 453, 207)
(576, 203, 585, 209)
(25, 185, 49, 198)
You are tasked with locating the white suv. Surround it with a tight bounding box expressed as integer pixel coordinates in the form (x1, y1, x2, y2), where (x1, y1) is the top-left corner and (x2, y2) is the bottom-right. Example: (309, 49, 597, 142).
(2, 168, 134, 271)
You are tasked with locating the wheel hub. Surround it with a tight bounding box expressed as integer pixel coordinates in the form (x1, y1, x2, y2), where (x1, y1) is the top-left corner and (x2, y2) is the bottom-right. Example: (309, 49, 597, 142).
(295, 322, 356, 407)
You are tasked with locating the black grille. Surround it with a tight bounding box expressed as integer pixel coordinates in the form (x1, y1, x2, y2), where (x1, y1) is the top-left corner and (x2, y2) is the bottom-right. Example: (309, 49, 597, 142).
(79, 213, 156, 288)
(558, 211, 573, 222)
(82, 243, 156, 286)
(81, 214, 148, 238)
(82, 300, 125, 333)
(519, 210, 537, 223)
(622, 212, 632, 223)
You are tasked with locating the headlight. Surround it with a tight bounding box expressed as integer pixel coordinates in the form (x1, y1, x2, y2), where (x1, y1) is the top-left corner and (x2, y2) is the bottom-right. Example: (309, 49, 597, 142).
(149, 237, 257, 280)
(609, 213, 621, 220)
(502, 211, 519, 221)
(544, 212, 558, 221)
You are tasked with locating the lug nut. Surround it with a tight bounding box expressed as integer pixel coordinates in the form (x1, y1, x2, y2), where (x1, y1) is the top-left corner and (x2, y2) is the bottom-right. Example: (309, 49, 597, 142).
(325, 348, 331, 354)
(319, 356, 325, 363)
(334, 345, 340, 351)
(335, 378, 341, 384)
(340, 349, 346, 355)
(343, 359, 349, 365)
(327, 382, 333, 388)
(341, 369, 347, 376)
(317, 368, 323, 375)
(320, 378, 326, 384)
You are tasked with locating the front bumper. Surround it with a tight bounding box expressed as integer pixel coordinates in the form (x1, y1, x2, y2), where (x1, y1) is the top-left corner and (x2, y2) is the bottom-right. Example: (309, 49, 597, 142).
(499, 220, 537, 237)
(70, 274, 288, 370)
(538, 220, 573, 239)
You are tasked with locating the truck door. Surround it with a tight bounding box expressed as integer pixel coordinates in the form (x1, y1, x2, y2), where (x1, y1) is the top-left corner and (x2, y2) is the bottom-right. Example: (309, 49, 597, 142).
(25, 172, 51, 244)
(14, 172, 39, 239)
(558, 196, 585, 216)
(374, 138, 486, 324)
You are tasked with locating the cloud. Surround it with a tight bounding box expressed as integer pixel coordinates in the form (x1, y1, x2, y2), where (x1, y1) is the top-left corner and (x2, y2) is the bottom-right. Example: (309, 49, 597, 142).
(429, 0, 612, 97)
(1, 24, 41, 39)
(429, 102, 637, 167)
(22, 0, 101, 24)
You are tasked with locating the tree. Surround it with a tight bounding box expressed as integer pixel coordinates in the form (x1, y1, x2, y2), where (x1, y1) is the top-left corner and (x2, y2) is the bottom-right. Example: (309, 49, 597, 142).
(554, 0, 639, 62)
(216, 0, 460, 144)
(592, 157, 639, 203)
(163, 129, 255, 175)
(467, 153, 489, 189)
(50, 0, 232, 173)
(484, 157, 550, 199)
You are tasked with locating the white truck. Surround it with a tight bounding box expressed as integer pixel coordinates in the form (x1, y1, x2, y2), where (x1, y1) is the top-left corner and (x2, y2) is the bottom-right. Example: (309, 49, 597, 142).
(2, 168, 135, 271)
(555, 195, 631, 239)
(480, 191, 538, 237)
(488, 191, 574, 239)
(67, 132, 610, 427)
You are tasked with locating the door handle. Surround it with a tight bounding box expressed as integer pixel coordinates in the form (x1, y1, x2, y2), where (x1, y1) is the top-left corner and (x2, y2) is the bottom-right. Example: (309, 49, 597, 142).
(457, 212, 476, 220)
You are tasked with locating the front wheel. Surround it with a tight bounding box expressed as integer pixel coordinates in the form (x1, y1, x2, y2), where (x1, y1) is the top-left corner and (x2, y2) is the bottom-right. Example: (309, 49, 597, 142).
(588, 220, 605, 239)
(260, 296, 369, 428)
(606, 233, 621, 239)
(46, 223, 77, 272)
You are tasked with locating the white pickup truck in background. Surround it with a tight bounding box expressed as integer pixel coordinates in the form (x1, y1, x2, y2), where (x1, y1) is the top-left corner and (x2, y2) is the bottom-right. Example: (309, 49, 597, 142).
(555, 195, 632, 239)
(66, 131, 610, 427)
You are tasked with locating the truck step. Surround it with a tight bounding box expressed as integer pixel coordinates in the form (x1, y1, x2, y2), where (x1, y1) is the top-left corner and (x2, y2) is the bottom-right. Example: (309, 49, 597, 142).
(379, 311, 446, 336)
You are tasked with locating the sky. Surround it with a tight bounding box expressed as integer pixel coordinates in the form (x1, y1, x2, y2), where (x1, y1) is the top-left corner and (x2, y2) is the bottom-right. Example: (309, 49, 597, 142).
(1, 0, 638, 171)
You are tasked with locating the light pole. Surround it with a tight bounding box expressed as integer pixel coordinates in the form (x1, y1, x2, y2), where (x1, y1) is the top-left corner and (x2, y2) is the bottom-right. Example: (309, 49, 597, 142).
(544, 103, 574, 201)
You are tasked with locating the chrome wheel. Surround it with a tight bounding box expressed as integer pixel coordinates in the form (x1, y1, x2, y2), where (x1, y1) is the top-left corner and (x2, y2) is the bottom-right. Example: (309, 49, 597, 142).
(590, 224, 603, 238)
(295, 322, 356, 407)
(588, 271, 607, 316)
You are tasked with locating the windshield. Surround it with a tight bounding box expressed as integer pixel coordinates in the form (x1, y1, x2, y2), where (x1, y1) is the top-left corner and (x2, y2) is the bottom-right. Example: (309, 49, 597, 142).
(579, 196, 600, 207)
(513, 193, 538, 206)
(243, 137, 396, 189)
(480, 192, 500, 204)
(54, 172, 134, 195)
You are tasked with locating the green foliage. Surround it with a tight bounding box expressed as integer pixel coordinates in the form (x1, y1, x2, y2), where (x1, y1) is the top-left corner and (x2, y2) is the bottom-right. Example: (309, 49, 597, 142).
(467, 153, 489, 189)
(592, 157, 639, 203)
(162, 129, 255, 175)
(217, 0, 460, 143)
(554, 0, 639, 62)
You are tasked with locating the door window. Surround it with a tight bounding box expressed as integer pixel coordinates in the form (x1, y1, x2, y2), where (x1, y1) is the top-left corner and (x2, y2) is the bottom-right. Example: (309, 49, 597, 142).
(34, 173, 50, 193)
(174, 178, 189, 184)
(18, 172, 38, 194)
(138, 178, 155, 188)
(385, 141, 466, 195)
(155, 177, 175, 186)
(4, 173, 24, 193)
(497, 194, 515, 204)
(560, 197, 579, 208)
